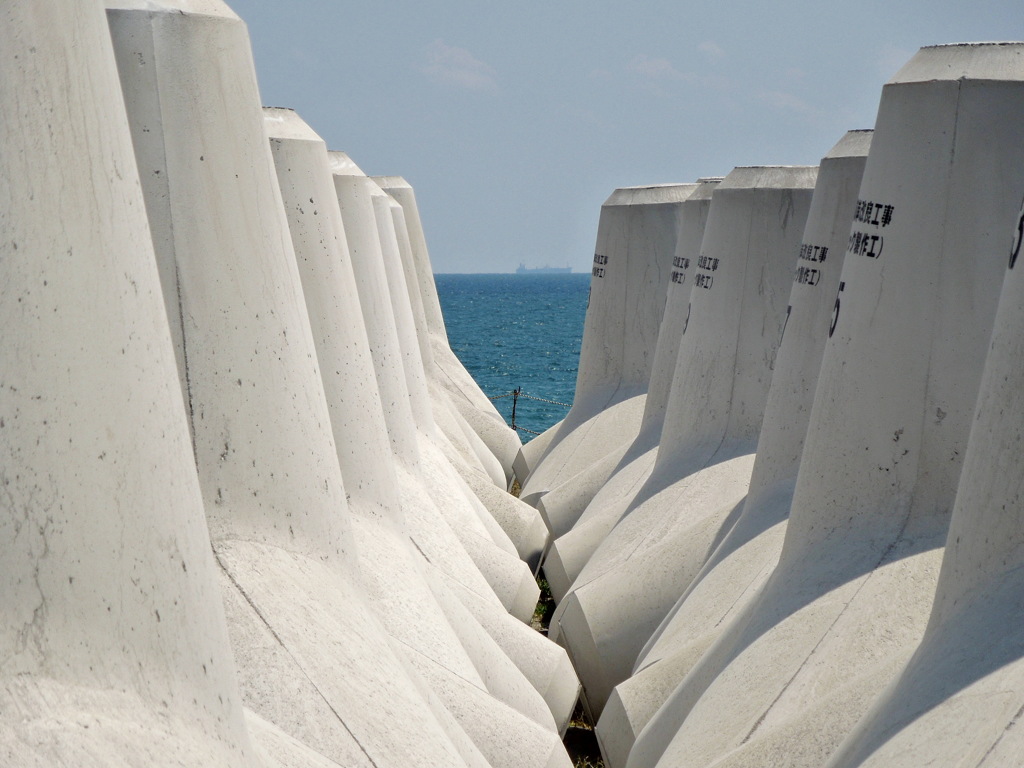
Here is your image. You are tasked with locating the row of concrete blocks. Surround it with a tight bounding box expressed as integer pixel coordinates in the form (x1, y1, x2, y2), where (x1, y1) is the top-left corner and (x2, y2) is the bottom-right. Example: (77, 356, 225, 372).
(1, 1, 581, 766)
(516, 41, 1024, 768)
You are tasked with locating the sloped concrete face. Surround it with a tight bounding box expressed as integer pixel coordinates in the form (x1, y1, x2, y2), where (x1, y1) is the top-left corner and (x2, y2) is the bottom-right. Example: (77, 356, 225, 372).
(543, 177, 720, 602)
(521, 184, 697, 509)
(513, 419, 562, 487)
(105, 7, 483, 766)
(634, 43, 1024, 768)
(0, 2, 253, 764)
(825, 179, 1024, 768)
(376, 176, 523, 480)
(263, 108, 403, 529)
(263, 117, 496, 762)
(106, 0, 352, 563)
(553, 166, 817, 721)
(827, 193, 1024, 768)
(373, 188, 508, 487)
(596, 132, 869, 768)
(330, 152, 538, 624)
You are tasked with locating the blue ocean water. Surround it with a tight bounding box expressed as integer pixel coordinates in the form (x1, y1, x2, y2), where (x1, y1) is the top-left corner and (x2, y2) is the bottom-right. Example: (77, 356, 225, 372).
(435, 273, 590, 442)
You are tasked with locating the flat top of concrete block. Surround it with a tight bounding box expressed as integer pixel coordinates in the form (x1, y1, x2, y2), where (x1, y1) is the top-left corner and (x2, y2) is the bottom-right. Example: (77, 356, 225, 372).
(824, 129, 873, 160)
(603, 183, 698, 207)
(263, 107, 323, 143)
(373, 176, 413, 189)
(890, 41, 1024, 84)
(718, 165, 819, 190)
(327, 150, 365, 176)
(686, 178, 724, 202)
(105, 0, 239, 20)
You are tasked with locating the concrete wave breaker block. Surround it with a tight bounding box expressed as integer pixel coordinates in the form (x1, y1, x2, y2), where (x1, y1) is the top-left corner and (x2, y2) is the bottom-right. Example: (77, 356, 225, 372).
(512, 419, 562, 487)
(372, 186, 514, 498)
(376, 175, 523, 482)
(826, 170, 1024, 767)
(263, 113, 571, 764)
(552, 165, 817, 722)
(520, 184, 697, 511)
(524, 183, 700, 536)
(330, 152, 539, 623)
(631, 42, 1024, 768)
(0, 2, 255, 764)
(106, 5, 480, 765)
(543, 177, 721, 602)
(596, 131, 869, 768)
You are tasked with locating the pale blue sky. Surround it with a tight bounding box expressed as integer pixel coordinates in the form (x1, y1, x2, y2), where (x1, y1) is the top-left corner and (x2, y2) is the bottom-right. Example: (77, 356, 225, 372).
(234, 1, 1022, 273)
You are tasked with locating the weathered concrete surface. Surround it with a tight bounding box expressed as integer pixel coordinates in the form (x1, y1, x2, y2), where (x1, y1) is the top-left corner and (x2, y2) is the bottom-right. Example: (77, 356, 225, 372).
(632, 43, 1024, 768)
(330, 152, 538, 622)
(106, 5, 481, 765)
(551, 166, 817, 721)
(512, 419, 563, 488)
(543, 177, 720, 602)
(520, 185, 696, 511)
(596, 132, 869, 768)
(328, 151, 579, 767)
(824, 101, 1024, 768)
(264, 109, 567, 759)
(376, 176, 523, 481)
(0, 2, 254, 764)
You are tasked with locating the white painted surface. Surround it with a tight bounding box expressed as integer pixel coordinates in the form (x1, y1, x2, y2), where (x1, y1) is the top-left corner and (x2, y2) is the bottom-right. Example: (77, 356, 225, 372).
(0, 2, 254, 764)
(543, 177, 720, 601)
(596, 132, 869, 768)
(552, 166, 817, 721)
(634, 43, 1024, 768)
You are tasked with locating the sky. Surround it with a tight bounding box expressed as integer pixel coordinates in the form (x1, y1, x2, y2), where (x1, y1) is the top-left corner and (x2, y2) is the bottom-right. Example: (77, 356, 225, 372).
(234, 0, 1023, 273)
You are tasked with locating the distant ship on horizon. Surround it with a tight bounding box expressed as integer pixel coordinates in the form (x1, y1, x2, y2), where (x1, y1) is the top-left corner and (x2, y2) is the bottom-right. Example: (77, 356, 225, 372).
(515, 262, 572, 275)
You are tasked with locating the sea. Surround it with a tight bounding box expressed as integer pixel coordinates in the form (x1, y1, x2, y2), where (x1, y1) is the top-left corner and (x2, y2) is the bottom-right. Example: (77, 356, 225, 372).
(435, 273, 590, 442)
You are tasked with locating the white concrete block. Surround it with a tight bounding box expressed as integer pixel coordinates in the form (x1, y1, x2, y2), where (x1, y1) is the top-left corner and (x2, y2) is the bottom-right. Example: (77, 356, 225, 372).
(330, 152, 538, 619)
(520, 184, 698, 509)
(0, 2, 254, 763)
(452, 582, 583, 736)
(634, 42, 1024, 768)
(824, 60, 1024, 768)
(376, 176, 523, 480)
(106, 7, 478, 765)
(542, 177, 721, 601)
(512, 419, 563, 486)
(552, 166, 817, 720)
(596, 131, 870, 768)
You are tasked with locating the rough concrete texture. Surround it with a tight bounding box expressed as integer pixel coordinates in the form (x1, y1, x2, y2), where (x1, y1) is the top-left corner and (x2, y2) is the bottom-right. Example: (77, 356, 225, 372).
(824, 88, 1024, 768)
(530, 183, 700, 540)
(631, 43, 1024, 768)
(452, 582, 582, 736)
(827, 191, 1024, 768)
(330, 152, 538, 620)
(596, 132, 869, 768)
(265, 109, 571, 768)
(513, 419, 563, 486)
(0, 2, 254, 764)
(520, 185, 697, 508)
(105, 5, 490, 765)
(542, 177, 720, 602)
(452, 456, 550, 573)
(376, 176, 519, 476)
(552, 166, 817, 721)
(377, 176, 523, 481)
